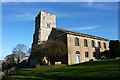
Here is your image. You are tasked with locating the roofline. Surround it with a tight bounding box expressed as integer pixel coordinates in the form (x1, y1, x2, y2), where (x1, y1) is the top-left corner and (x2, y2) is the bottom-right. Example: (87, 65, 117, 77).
(53, 27, 109, 41)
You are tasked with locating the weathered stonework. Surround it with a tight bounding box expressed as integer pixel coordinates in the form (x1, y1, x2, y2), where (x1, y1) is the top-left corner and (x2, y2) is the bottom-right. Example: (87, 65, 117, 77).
(67, 34, 109, 65)
(33, 11, 56, 44)
(31, 11, 109, 65)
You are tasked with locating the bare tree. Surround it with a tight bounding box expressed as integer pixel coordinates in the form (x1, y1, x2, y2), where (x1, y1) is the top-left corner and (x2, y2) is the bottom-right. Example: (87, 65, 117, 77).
(27, 48, 31, 54)
(12, 44, 28, 63)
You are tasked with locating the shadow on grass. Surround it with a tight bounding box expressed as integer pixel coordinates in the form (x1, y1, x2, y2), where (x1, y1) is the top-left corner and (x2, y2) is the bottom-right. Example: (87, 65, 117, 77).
(2, 73, 119, 80)
(2, 77, 40, 80)
(69, 59, 120, 67)
(2, 59, 120, 80)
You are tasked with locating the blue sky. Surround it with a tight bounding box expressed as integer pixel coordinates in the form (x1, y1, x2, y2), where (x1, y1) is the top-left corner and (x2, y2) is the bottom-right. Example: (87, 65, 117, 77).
(1, 2, 118, 60)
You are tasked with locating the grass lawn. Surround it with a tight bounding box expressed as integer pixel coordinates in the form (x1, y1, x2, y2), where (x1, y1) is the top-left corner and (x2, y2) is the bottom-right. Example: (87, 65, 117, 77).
(2, 59, 120, 80)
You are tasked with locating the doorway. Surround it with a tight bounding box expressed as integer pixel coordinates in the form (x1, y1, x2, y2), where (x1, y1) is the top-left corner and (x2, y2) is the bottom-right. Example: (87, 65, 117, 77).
(76, 51, 80, 63)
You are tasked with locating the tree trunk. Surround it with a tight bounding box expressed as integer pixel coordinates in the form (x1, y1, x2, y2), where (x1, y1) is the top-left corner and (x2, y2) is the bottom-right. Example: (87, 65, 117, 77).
(17, 56, 20, 64)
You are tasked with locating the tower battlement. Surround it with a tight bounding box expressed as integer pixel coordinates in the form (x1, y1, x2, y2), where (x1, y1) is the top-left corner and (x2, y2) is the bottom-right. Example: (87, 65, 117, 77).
(39, 11, 56, 16)
(33, 11, 56, 44)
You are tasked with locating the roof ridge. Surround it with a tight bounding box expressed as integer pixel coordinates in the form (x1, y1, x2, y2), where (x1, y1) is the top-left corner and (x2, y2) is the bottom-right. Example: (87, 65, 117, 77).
(52, 27, 109, 41)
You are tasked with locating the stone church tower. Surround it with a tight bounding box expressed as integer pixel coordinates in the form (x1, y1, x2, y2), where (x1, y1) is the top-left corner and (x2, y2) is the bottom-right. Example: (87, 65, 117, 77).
(30, 11, 56, 66)
(33, 11, 56, 44)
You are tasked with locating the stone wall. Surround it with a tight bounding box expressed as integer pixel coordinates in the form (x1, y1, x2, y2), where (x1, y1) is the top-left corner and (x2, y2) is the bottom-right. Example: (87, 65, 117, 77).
(33, 11, 56, 44)
(0, 66, 16, 79)
(67, 34, 109, 65)
(40, 11, 56, 42)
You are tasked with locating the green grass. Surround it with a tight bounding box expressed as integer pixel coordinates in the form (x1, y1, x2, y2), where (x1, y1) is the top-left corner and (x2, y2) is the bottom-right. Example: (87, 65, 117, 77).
(2, 59, 120, 80)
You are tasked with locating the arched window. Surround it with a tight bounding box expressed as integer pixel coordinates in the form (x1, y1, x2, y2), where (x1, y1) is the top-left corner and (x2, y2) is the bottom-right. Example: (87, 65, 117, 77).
(92, 52, 96, 57)
(47, 23, 50, 28)
(104, 42, 106, 49)
(98, 41, 101, 48)
(84, 39, 88, 47)
(91, 40, 95, 47)
(75, 37, 79, 46)
(76, 51, 80, 54)
(85, 51, 89, 57)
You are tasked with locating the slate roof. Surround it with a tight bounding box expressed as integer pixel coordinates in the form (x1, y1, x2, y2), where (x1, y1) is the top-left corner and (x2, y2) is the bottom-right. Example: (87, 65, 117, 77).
(53, 27, 109, 41)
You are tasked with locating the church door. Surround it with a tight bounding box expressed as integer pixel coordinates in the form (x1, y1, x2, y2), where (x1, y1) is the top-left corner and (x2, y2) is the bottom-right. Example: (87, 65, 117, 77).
(76, 55, 80, 63)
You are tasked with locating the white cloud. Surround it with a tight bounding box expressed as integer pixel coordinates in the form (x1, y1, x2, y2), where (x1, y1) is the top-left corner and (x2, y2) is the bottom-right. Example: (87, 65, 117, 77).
(70, 26, 98, 30)
(3, 6, 96, 21)
(2, 2, 117, 21)
(56, 12, 96, 18)
(87, 0, 94, 6)
(3, 12, 36, 21)
(85, 2, 117, 10)
(14, 13, 35, 20)
(3, 6, 56, 21)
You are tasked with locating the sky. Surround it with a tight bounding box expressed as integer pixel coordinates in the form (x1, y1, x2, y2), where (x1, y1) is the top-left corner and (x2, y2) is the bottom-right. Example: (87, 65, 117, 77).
(1, 2, 118, 60)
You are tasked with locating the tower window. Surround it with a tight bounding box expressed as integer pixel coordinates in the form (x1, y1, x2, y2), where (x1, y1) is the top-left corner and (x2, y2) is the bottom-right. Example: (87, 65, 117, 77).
(92, 40, 95, 48)
(75, 37, 79, 46)
(47, 23, 50, 28)
(84, 39, 88, 47)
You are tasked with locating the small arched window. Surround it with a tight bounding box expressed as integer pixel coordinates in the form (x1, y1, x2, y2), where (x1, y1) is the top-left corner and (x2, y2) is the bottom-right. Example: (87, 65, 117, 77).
(47, 23, 50, 28)
(104, 42, 106, 49)
(76, 51, 80, 54)
(85, 51, 89, 57)
(98, 41, 101, 48)
(84, 39, 88, 47)
(92, 40, 95, 48)
(75, 37, 79, 46)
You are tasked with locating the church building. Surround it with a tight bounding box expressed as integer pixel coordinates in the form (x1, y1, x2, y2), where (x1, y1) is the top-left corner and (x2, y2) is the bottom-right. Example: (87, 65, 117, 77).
(31, 11, 109, 65)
